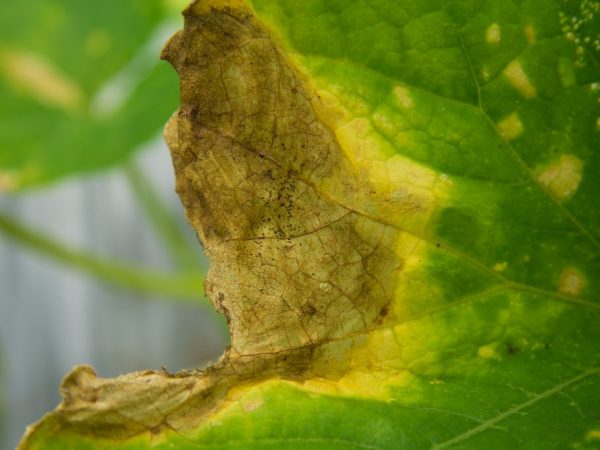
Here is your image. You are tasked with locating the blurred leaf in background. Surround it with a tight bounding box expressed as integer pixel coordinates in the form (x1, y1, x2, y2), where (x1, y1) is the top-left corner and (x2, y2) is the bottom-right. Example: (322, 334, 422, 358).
(0, 0, 211, 296)
(0, 0, 185, 190)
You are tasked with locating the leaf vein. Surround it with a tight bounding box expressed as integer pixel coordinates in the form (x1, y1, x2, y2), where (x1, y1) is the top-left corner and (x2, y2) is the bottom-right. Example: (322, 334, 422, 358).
(429, 368, 600, 450)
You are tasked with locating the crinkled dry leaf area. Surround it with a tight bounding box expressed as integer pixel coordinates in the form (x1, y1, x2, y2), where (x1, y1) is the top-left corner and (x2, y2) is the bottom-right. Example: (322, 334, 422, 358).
(19, 0, 600, 449)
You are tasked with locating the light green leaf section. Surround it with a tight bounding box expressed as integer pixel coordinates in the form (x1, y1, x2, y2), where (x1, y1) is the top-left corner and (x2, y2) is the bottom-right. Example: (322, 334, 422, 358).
(0, 0, 180, 190)
(18, 0, 600, 449)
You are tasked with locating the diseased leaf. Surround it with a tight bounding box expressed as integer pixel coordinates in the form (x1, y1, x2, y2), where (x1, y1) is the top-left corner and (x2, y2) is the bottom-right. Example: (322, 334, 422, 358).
(18, 0, 600, 449)
(0, 0, 178, 190)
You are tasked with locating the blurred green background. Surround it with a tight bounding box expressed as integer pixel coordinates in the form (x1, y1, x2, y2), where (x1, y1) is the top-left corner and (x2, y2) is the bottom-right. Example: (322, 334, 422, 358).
(0, 1, 227, 448)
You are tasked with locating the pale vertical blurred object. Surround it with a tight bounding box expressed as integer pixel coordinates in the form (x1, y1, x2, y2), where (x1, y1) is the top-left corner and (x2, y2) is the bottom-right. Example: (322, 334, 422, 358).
(0, 142, 227, 450)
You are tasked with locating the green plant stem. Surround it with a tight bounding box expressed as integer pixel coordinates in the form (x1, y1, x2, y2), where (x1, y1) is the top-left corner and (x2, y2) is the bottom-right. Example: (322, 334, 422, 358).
(0, 210, 203, 301)
(124, 161, 201, 271)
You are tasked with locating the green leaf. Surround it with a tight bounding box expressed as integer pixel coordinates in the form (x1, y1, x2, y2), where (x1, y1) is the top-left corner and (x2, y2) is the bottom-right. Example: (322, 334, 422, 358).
(18, 0, 600, 449)
(0, 0, 179, 190)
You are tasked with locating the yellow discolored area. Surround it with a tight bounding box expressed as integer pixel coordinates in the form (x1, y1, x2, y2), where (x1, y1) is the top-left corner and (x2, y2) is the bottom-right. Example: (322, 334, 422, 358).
(536, 154, 583, 200)
(503, 60, 537, 98)
(478, 344, 500, 360)
(393, 85, 415, 108)
(586, 430, 600, 440)
(524, 25, 536, 44)
(302, 369, 415, 401)
(481, 65, 491, 81)
(288, 118, 448, 393)
(558, 58, 576, 88)
(209, 370, 415, 429)
(486, 23, 501, 44)
(308, 83, 451, 234)
(497, 112, 524, 140)
(493, 261, 508, 272)
(0, 49, 84, 112)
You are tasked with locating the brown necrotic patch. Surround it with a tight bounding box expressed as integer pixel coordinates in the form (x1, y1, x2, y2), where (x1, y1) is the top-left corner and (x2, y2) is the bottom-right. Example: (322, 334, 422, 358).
(161, 2, 402, 366)
(19, 3, 409, 444)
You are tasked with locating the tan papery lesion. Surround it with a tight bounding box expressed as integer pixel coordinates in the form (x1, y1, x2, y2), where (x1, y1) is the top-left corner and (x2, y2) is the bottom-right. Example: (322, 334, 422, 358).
(162, 1, 401, 362)
(19, 1, 406, 443)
